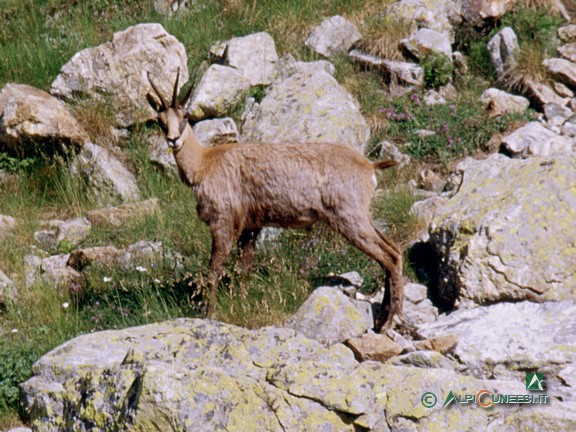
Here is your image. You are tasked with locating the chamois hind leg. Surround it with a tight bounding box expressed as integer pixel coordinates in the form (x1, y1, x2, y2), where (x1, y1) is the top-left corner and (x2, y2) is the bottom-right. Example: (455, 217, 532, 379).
(330, 215, 403, 331)
(237, 229, 261, 274)
(206, 224, 235, 319)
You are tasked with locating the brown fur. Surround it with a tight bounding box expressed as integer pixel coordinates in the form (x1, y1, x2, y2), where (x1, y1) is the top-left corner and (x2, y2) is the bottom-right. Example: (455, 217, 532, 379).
(149, 74, 404, 331)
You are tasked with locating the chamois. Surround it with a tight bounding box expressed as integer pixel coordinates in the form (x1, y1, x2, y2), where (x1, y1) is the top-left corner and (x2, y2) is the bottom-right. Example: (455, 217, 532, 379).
(148, 70, 404, 331)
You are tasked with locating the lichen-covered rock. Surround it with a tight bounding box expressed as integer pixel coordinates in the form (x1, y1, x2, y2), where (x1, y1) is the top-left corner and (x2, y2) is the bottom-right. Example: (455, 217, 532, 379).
(22, 317, 565, 431)
(223, 32, 279, 85)
(522, 78, 569, 108)
(71, 142, 141, 205)
(186, 64, 251, 121)
(285, 286, 370, 345)
(304, 15, 362, 57)
(33, 218, 92, 253)
(241, 69, 370, 153)
(429, 154, 576, 306)
(51, 23, 188, 127)
(348, 50, 424, 87)
(0, 83, 89, 149)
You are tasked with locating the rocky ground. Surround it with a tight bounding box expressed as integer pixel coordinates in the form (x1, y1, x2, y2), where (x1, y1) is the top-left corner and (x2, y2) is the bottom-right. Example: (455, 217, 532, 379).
(2, 0, 576, 430)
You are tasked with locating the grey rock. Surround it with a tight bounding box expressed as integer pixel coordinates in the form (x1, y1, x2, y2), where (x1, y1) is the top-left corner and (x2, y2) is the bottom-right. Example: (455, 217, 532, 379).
(423, 90, 446, 106)
(51, 23, 188, 127)
(378, 140, 411, 167)
(487, 27, 519, 78)
(559, 24, 576, 42)
(386, 0, 461, 43)
(348, 50, 424, 88)
(544, 57, 576, 89)
(33, 218, 91, 253)
(241, 69, 370, 153)
(304, 15, 362, 57)
(523, 78, 569, 108)
(285, 286, 370, 346)
(0, 83, 89, 148)
(501, 121, 558, 157)
(147, 132, 177, 173)
(153, 0, 191, 16)
(71, 142, 141, 205)
(193, 117, 239, 146)
(404, 283, 428, 304)
(429, 154, 576, 306)
(543, 102, 574, 122)
(480, 87, 530, 116)
(0, 268, 17, 305)
(401, 28, 452, 59)
(224, 32, 279, 85)
(418, 301, 576, 380)
(24, 254, 81, 289)
(274, 53, 336, 82)
(0, 213, 17, 237)
(186, 64, 251, 121)
(390, 350, 459, 370)
(460, 0, 516, 24)
(558, 42, 576, 62)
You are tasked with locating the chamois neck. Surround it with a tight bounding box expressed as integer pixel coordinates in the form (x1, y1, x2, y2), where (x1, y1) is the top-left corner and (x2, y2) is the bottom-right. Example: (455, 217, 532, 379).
(172, 125, 206, 187)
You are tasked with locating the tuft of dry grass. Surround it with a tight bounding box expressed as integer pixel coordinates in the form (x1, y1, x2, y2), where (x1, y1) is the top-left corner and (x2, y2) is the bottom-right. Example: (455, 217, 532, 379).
(354, 13, 412, 61)
(498, 43, 550, 92)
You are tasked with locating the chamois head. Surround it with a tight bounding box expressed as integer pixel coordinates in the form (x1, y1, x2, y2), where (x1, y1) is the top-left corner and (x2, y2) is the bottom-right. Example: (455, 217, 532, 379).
(148, 69, 193, 151)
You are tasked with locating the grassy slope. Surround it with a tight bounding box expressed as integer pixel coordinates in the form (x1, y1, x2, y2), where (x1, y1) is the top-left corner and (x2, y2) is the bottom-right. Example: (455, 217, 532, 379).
(0, 0, 553, 427)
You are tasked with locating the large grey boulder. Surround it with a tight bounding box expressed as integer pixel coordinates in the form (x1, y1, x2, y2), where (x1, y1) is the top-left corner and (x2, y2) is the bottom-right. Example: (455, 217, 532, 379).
(487, 27, 519, 78)
(304, 15, 362, 58)
(71, 143, 141, 205)
(223, 32, 279, 85)
(0, 83, 89, 148)
(186, 64, 251, 121)
(21, 317, 571, 431)
(51, 23, 188, 127)
(429, 154, 576, 307)
(241, 69, 370, 153)
(284, 286, 370, 346)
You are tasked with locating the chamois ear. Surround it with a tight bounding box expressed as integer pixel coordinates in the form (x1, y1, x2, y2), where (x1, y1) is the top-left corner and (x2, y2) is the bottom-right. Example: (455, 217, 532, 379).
(147, 72, 168, 110)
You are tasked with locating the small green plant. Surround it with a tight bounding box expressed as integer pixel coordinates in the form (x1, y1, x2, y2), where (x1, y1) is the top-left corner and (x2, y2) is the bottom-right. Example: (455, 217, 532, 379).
(0, 153, 37, 173)
(420, 52, 455, 89)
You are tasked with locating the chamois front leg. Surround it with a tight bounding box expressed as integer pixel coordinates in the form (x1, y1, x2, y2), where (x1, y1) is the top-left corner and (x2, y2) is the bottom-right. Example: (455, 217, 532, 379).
(206, 224, 235, 319)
